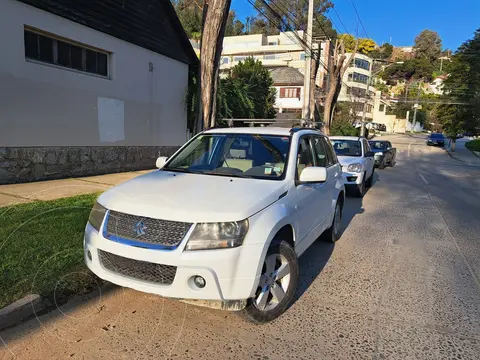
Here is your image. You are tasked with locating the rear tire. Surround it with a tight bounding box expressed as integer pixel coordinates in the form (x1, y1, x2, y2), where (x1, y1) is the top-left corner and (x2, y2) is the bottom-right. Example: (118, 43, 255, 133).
(241, 240, 299, 324)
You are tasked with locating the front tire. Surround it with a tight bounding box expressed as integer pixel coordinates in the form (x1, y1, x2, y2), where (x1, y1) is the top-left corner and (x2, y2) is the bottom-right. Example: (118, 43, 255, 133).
(241, 240, 299, 324)
(323, 200, 343, 243)
(352, 174, 366, 197)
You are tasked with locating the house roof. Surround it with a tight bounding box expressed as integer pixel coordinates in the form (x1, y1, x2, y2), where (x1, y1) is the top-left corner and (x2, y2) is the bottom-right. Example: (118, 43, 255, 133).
(18, 0, 198, 65)
(269, 67, 304, 86)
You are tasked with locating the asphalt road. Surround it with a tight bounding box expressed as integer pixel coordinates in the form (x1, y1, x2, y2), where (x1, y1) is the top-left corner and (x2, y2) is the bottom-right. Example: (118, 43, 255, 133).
(2, 134, 480, 360)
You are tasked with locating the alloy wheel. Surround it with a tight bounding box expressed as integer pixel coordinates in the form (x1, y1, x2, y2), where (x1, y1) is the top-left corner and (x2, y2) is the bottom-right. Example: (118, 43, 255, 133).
(254, 253, 291, 311)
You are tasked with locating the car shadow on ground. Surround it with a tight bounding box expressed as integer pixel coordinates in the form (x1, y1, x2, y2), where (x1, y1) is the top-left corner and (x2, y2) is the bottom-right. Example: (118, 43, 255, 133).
(290, 188, 366, 306)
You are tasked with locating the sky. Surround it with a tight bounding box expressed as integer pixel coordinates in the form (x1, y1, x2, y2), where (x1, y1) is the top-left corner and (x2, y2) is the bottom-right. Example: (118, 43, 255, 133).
(231, 0, 480, 51)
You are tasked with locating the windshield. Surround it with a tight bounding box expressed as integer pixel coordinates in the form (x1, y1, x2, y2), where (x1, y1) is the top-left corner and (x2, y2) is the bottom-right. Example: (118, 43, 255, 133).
(164, 133, 290, 180)
(330, 139, 362, 157)
(369, 141, 388, 150)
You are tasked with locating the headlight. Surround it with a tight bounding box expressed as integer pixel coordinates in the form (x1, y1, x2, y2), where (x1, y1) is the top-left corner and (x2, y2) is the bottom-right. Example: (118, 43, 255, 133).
(347, 163, 363, 173)
(185, 220, 249, 250)
(374, 152, 384, 156)
(88, 202, 107, 231)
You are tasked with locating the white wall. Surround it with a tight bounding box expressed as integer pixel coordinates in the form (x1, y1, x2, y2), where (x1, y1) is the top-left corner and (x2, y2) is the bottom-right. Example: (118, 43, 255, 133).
(0, 0, 189, 147)
(273, 86, 304, 111)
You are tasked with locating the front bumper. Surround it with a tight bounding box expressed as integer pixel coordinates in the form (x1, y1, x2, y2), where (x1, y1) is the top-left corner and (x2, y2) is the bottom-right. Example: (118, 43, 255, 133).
(374, 154, 385, 165)
(84, 222, 263, 302)
(341, 170, 365, 185)
(427, 141, 444, 146)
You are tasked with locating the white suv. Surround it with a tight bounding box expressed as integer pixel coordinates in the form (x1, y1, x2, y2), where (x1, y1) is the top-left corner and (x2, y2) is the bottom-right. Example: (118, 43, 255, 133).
(329, 136, 375, 197)
(84, 127, 345, 323)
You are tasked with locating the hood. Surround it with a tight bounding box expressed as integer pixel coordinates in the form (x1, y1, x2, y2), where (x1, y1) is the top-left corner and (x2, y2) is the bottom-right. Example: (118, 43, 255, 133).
(97, 170, 288, 223)
(336, 156, 364, 166)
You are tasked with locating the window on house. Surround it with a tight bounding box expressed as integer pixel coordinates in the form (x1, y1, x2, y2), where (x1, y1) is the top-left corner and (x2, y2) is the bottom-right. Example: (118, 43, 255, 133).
(348, 72, 369, 84)
(353, 58, 370, 70)
(268, 41, 278, 46)
(222, 57, 229, 64)
(280, 87, 301, 99)
(348, 87, 367, 97)
(234, 56, 246, 62)
(379, 104, 385, 112)
(24, 28, 109, 77)
(264, 54, 275, 60)
(300, 52, 306, 60)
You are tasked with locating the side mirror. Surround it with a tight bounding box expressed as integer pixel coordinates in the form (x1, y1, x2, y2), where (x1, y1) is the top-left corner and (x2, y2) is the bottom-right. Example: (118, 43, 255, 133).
(366, 151, 374, 157)
(299, 167, 327, 183)
(156, 156, 168, 169)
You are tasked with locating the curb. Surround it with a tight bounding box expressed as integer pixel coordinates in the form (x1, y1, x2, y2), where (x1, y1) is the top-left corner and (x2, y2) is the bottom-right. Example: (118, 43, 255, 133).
(0, 294, 49, 331)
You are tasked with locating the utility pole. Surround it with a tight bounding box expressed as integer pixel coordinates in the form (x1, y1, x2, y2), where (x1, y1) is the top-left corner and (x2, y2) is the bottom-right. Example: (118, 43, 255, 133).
(302, 0, 314, 123)
(360, 64, 372, 137)
(412, 82, 422, 131)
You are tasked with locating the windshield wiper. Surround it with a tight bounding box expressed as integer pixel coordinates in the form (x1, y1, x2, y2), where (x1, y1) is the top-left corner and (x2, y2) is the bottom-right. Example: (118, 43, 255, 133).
(202, 171, 255, 179)
(162, 168, 202, 174)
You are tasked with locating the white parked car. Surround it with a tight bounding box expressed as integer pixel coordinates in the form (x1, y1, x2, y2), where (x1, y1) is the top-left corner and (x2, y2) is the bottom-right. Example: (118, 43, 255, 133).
(84, 127, 345, 323)
(329, 136, 375, 197)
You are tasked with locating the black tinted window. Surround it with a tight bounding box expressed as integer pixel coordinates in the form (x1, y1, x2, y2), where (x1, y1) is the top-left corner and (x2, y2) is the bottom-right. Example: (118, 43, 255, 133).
(312, 137, 328, 167)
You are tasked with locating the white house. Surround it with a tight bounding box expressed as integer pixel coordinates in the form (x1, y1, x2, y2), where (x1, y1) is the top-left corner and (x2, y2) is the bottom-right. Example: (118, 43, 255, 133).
(429, 75, 447, 95)
(0, 0, 198, 184)
(269, 67, 305, 114)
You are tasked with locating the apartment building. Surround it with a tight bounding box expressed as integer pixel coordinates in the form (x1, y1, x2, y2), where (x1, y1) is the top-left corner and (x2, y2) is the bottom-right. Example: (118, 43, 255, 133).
(338, 53, 376, 122)
(220, 31, 331, 89)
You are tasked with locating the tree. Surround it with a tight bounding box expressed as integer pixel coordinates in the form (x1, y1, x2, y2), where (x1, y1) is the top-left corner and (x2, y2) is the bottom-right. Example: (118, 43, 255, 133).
(358, 38, 377, 54)
(172, 0, 203, 38)
(414, 29, 443, 63)
(323, 38, 358, 135)
(249, 0, 336, 39)
(338, 34, 355, 52)
(437, 104, 463, 151)
(381, 58, 435, 82)
(199, 0, 232, 130)
(224, 10, 245, 36)
(229, 57, 276, 118)
(338, 35, 377, 54)
(442, 28, 480, 135)
(370, 43, 393, 60)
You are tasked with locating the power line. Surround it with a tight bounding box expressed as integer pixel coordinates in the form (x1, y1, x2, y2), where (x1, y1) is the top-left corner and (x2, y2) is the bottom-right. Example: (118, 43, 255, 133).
(332, 7, 350, 35)
(350, 0, 369, 38)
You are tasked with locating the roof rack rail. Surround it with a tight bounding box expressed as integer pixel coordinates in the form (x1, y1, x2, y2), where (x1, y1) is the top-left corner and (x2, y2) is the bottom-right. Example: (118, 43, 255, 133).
(289, 127, 321, 134)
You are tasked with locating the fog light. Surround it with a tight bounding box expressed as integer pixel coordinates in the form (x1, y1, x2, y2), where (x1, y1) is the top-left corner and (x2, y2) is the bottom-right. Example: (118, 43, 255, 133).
(87, 250, 92, 261)
(193, 276, 206, 288)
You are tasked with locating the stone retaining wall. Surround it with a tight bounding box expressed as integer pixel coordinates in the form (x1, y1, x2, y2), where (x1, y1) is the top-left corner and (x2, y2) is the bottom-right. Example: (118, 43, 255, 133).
(0, 146, 179, 184)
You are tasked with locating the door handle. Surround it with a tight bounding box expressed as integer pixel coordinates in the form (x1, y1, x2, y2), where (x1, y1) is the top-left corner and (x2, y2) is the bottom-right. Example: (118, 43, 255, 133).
(334, 172, 339, 177)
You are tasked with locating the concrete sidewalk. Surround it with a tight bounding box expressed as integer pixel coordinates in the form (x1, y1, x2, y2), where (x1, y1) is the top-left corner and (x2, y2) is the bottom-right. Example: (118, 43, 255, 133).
(0, 169, 155, 207)
(445, 139, 480, 166)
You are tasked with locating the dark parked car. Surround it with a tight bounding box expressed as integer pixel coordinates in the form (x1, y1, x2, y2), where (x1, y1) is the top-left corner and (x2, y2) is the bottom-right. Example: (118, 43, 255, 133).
(368, 140, 396, 169)
(427, 133, 445, 146)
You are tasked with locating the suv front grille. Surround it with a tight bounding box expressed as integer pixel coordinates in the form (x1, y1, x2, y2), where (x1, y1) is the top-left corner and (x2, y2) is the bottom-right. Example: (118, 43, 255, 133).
(98, 250, 177, 285)
(105, 210, 191, 248)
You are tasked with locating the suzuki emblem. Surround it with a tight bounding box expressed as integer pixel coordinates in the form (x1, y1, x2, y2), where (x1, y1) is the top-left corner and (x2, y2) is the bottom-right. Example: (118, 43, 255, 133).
(133, 221, 147, 236)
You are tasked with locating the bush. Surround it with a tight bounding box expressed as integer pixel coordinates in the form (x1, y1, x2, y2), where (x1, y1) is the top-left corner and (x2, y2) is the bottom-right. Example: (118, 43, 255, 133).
(330, 118, 359, 136)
